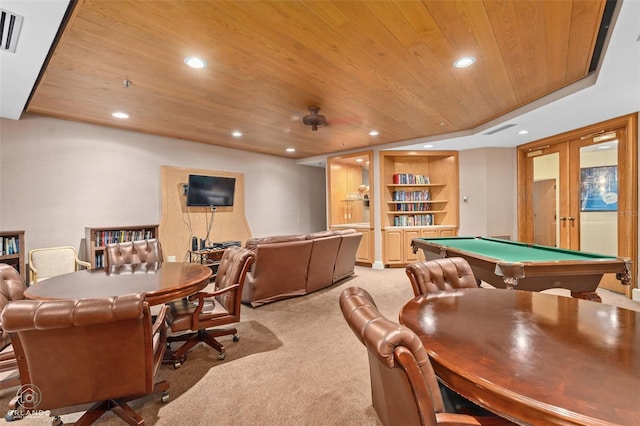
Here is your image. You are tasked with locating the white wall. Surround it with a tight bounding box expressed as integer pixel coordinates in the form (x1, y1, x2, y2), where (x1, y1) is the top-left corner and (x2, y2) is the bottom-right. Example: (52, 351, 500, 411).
(0, 114, 326, 252)
(458, 148, 517, 239)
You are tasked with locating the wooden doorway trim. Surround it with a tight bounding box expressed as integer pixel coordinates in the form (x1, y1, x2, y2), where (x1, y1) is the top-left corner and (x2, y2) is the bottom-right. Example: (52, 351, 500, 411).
(517, 113, 638, 296)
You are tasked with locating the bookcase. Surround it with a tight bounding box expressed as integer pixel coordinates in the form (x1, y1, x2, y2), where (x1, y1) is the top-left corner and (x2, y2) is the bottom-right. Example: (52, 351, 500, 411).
(0, 230, 26, 281)
(380, 151, 459, 266)
(85, 225, 159, 268)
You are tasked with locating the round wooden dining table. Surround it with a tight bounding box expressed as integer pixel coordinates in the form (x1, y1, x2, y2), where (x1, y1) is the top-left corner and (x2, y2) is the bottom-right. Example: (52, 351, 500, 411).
(400, 288, 640, 426)
(24, 262, 212, 305)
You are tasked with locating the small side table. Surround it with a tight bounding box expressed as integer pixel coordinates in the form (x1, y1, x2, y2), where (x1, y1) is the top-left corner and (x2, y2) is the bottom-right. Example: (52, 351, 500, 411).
(188, 249, 225, 276)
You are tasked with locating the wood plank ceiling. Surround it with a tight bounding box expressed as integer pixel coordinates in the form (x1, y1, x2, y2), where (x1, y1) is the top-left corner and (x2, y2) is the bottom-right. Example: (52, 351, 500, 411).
(27, 0, 606, 159)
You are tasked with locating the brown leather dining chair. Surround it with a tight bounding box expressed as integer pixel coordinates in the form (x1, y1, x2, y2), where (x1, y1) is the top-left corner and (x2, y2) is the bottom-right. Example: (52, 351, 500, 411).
(0, 263, 27, 391)
(406, 257, 479, 297)
(1, 293, 169, 425)
(166, 245, 255, 366)
(339, 286, 513, 426)
(105, 238, 164, 267)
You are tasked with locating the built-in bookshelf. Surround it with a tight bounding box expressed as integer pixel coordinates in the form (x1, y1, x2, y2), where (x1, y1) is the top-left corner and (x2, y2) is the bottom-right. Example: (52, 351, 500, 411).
(0, 230, 26, 281)
(380, 151, 459, 265)
(85, 225, 159, 268)
(327, 151, 374, 265)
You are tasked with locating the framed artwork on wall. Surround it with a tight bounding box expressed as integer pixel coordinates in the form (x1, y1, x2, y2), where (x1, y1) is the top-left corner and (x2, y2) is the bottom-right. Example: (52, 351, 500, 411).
(580, 165, 618, 212)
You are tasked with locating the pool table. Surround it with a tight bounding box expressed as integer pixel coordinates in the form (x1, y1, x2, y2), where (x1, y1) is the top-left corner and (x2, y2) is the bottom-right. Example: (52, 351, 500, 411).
(411, 236, 632, 302)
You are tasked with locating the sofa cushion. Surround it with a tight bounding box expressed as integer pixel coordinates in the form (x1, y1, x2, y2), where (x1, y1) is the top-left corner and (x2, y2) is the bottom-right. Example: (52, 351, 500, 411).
(306, 235, 341, 293)
(333, 232, 363, 283)
(242, 240, 313, 307)
(305, 230, 335, 239)
(245, 235, 306, 250)
(332, 228, 358, 236)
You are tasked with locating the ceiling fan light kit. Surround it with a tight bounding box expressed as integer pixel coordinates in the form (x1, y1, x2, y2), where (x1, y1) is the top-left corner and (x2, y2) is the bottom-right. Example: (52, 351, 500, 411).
(302, 106, 327, 131)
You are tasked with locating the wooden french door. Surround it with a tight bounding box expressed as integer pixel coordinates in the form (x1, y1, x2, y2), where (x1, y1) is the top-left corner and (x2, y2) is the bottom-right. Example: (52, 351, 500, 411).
(518, 114, 637, 296)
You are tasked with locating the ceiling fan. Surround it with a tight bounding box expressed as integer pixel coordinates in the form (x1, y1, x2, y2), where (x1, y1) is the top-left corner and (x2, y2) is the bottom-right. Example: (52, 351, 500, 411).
(302, 106, 327, 131)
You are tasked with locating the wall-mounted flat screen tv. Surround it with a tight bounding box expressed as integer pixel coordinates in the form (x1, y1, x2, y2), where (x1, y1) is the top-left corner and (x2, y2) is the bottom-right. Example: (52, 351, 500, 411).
(186, 175, 236, 207)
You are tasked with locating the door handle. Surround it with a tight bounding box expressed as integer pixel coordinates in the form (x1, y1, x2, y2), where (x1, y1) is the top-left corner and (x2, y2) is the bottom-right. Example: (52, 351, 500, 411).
(559, 216, 567, 221)
(568, 217, 575, 221)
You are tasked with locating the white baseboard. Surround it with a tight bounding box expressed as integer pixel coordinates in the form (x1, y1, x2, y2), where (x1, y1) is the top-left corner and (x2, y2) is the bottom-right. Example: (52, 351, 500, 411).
(633, 288, 640, 302)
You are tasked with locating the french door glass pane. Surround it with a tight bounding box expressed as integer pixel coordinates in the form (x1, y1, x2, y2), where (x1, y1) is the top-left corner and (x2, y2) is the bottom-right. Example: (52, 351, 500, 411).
(579, 138, 618, 255)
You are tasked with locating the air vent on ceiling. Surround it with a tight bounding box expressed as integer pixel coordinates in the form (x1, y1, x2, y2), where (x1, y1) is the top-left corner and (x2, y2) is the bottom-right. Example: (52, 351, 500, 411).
(0, 8, 24, 53)
(483, 123, 517, 135)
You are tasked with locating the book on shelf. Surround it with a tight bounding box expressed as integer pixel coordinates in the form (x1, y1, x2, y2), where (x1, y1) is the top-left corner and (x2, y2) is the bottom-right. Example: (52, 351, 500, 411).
(396, 203, 433, 212)
(392, 190, 431, 201)
(392, 174, 430, 184)
(0, 236, 19, 256)
(94, 229, 155, 247)
(393, 214, 434, 226)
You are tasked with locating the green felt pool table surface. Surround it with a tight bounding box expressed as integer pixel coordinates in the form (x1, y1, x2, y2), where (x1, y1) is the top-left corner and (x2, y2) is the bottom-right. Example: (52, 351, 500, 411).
(411, 236, 631, 302)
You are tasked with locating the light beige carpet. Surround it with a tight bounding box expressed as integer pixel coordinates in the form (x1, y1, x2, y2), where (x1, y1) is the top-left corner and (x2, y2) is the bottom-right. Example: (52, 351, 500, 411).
(1, 266, 638, 425)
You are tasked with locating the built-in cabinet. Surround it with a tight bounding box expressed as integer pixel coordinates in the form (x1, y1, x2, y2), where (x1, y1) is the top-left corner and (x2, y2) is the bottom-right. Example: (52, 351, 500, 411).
(380, 151, 459, 266)
(85, 225, 159, 268)
(327, 151, 374, 265)
(383, 226, 457, 265)
(355, 228, 372, 263)
(0, 230, 25, 281)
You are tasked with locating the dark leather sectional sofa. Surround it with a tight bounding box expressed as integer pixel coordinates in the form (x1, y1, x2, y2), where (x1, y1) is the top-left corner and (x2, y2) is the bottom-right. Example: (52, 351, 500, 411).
(242, 229, 363, 307)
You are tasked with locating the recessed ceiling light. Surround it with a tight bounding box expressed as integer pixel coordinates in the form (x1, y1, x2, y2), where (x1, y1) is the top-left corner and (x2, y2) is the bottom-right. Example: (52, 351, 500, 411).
(423, 144, 434, 148)
(518, 129, 529, 135)
(231, 130, 243, 137)
(453, 56, 476, 68)
(112, 112, 129, 119)
(368, 130, 379, 136)
(184, 56, 207, 69)
(356, 158, 364, 163)
(286, 148, 295, 153)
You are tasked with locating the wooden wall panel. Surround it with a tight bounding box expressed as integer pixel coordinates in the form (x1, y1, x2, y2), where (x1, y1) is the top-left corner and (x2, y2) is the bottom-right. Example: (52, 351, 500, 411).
(159, 166, 252, 262)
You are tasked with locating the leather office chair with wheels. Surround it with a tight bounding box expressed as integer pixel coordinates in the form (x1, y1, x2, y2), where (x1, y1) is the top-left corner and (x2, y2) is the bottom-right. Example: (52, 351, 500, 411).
(1, 293, 169, 425)
(28, 246, 91, 284)
(0, 263, 27, 391)
(166, 245, 254, 366)
(339, 286, 513, 426)
(105, 238, 164, 267)
(406, 257, 479, 297)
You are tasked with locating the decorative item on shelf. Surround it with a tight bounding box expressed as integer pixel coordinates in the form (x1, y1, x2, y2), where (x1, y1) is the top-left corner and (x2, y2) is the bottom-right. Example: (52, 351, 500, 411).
(357, 184, 369, 196)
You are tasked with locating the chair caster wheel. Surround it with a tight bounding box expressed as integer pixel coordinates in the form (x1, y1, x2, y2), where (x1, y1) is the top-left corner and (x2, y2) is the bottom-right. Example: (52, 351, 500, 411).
(52, 416, 63, 426)
(5, 402, 20, 422)
(173, 355, 185, 368)
(218, 352, 226, 360)
(232, 335, 239, 342)
(161, 390, 170, 403)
